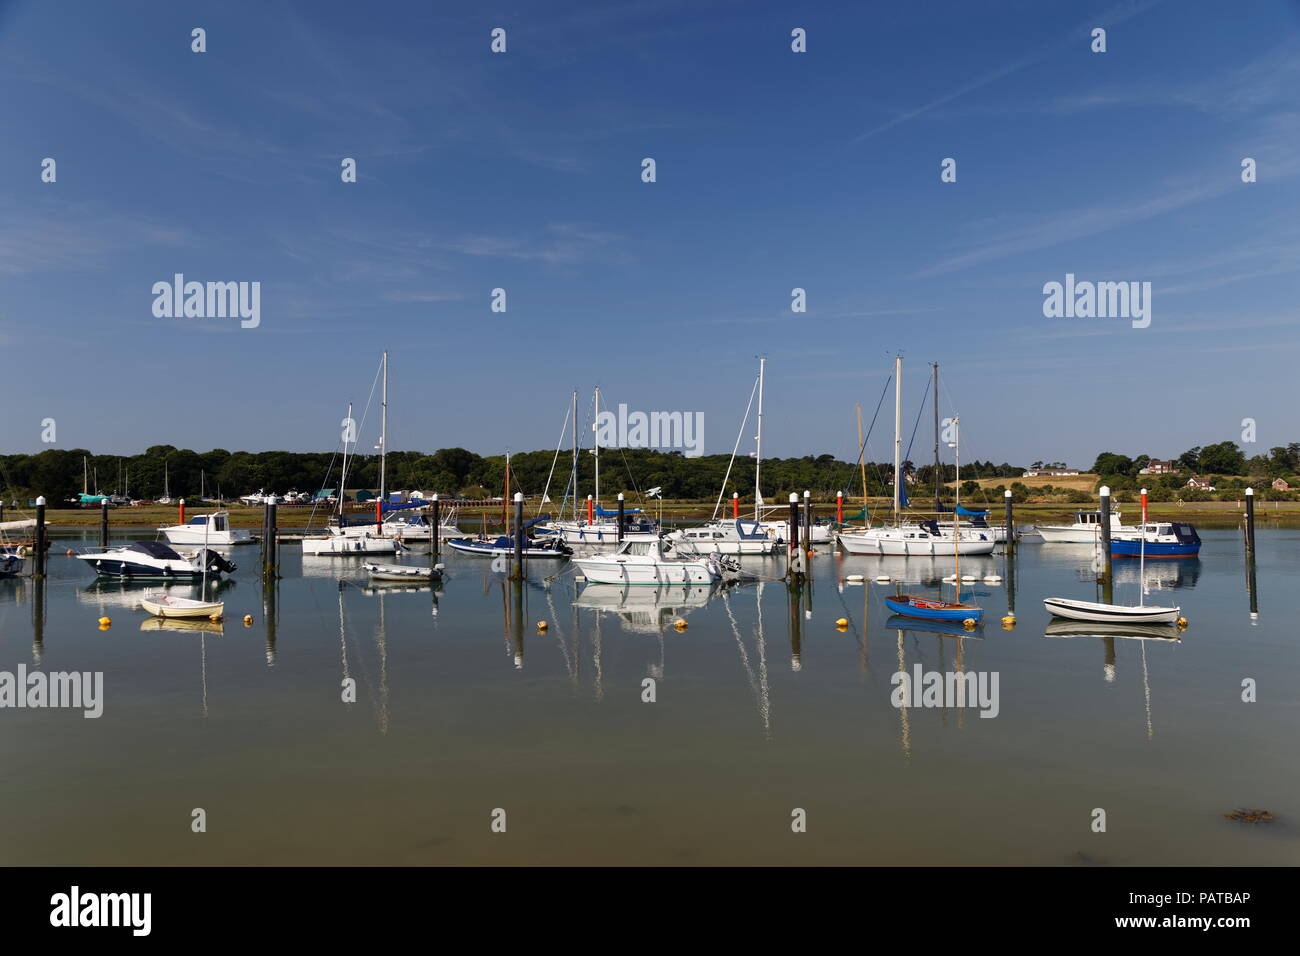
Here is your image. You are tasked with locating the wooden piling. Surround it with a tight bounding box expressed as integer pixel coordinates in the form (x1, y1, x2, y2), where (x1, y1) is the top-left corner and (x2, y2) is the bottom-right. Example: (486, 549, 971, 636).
(511, 492, 524, 580)
(617, 493, 625, 543)
(1099, 485, 1113, 603)
(100, 499, 110, 548)
(1244, 487, 1256, 556)
(431, 494, 441, 559)
(33, 497, 47, 578)
(802, 490, 812, 558)
(1004, 488, 1015, 556)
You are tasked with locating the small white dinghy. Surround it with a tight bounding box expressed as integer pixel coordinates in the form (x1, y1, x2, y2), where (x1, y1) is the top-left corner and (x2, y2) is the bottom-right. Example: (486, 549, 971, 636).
(364, 563, 443, 582)
(140, 594, 225, 620)
(1042, 597, 1180, 625)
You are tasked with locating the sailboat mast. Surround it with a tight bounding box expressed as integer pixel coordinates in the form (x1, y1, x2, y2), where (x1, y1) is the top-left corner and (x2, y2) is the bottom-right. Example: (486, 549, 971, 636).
(933, 363, 941, 515)
(594, 386, 601, 506)
(754, 357, 765, 520)
(571, 389, 578, 521)
(953, 416, 960, 587)
(379, 351, 388, 504)
(340, 402, 353, 522)
(893, 355, 902, 520)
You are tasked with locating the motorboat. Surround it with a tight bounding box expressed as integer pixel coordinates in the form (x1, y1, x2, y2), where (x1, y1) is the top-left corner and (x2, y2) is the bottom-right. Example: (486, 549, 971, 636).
(760, 519, 834, 544)
(571, 537, 723, 585)
(0, 552, 22, 578)
(573, 581, 718, 633)
(445, 535, 571, 559)
(668, 518, 779, 555)
(77, 541, 236, 580)
(1036, 509, 1131, 543)
(1041, 596, 1180, 624)
(140, 594, 225, 619)
(159, 511, 252, 546)
(1111, 522, 1201, 558)
(364, 562, 443, 582)
(239, 489, 282, 506)
(301, 525, 401, 556)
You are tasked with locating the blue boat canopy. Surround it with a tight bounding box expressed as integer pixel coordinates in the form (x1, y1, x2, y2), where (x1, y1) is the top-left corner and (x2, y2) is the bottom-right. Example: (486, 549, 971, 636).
(380, 500, 427, 514)
(956, 505, 989, 516)
(594, 505, 643, 516)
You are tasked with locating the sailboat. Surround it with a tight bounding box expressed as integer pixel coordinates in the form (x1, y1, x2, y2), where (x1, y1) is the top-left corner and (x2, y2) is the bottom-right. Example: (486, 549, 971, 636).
(1044, 488, 1182, 624)
(302, 357, 401, 557)
(838, 357, 995, 557)
(157, 459, 173, 506)
(882, 415, 984, 625)
(536, 387, 661, 545)
(669, 358, 779, 555)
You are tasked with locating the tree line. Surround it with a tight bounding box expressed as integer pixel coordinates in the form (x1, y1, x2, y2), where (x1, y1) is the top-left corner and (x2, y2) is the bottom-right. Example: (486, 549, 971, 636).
(1, 445, 1023, 506)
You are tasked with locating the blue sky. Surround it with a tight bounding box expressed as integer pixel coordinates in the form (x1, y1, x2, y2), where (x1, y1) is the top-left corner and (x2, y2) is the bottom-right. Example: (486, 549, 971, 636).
(2, 0, 1297, 467)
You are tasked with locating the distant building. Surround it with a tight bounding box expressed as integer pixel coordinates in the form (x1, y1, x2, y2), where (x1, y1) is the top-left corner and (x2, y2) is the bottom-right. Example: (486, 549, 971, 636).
(1022, 467, 1080, 477)
(1272, 478, 1290, 491)
(1140, 459, 1177, 475)
(1186, 476, 1216, 491)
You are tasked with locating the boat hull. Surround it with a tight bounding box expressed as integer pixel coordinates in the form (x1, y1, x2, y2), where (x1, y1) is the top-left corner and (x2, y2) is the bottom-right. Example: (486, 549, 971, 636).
(882, 595, 984, 623)
(838, 531, 996, 556)
(141, 597, 224, 619)
(445, 539, 569, 559)
(1110, 540, 1200, 558)
(161, 529, 251, 546)
(1042, 597, 1180, 624)
(301, 535, 400, 556)
(364, 563, 442, 581)
(571, 556, 719, 585)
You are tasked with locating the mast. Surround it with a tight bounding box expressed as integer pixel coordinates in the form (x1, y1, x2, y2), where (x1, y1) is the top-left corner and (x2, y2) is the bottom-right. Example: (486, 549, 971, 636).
(754, 357, 765, 520)
(571, 389, 578, 521)
(893, 355, 902, 521)
(933, 363, 941, 514)
(593, 386, 602, 507)
(164, 461, 169, 500)
(340, 402, 353, 522)
(379, 351, 388, 504)
(857, 404, 867, 504)
(953, 415, 960, 589)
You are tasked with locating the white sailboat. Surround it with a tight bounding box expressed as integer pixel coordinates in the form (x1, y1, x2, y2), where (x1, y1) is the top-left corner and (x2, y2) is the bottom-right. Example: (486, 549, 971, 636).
(1044, 488, 1181, 624)
(838, 356, 996, 557)
(670, 358, 779, 555)
(302, 362, 401, 557)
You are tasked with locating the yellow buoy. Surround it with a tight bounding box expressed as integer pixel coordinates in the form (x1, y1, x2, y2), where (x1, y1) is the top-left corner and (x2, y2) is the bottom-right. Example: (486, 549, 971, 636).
(243, 614, 254, 626)
(835, 617, 849, 628)
(1176, 616, 1189, 629)
(1000, 614, 1016, 630)
(962, 618, 977, 630)
(97, 616, 111, 628)
(673, 618, 688, 630)
(66, 549, 74, 556)
(209, 613, 223, 622)
(536, 620, 549, 631)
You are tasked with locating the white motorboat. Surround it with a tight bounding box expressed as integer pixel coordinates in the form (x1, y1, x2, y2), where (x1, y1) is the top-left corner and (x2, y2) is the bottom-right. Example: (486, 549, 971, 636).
(1041, 597, 1180, 625)
(302, 525, 401, 556)
(77, 541, 237, 580)
(1036, 509, 1130, 543)
(239, 489, 282, 506)
(571, 537, 723, 585)
(140, 594, 225, 619)
(364, 562, 443, 582)
(159, 511, 252, 546)
(669, 517, 779, 555)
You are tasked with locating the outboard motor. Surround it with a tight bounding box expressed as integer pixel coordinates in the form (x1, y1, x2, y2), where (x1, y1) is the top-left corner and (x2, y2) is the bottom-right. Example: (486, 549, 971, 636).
(195, 548, 237, 575)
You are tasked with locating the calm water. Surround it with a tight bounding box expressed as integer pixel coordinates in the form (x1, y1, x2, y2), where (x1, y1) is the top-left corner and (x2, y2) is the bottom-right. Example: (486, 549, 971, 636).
(1, 529, 1296, 865)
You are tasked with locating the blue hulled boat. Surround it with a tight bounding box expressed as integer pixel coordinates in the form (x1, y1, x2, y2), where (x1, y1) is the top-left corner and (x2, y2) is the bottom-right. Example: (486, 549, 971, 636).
(883, 594, 985, 624)
(1110, 522, 1201, 558)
